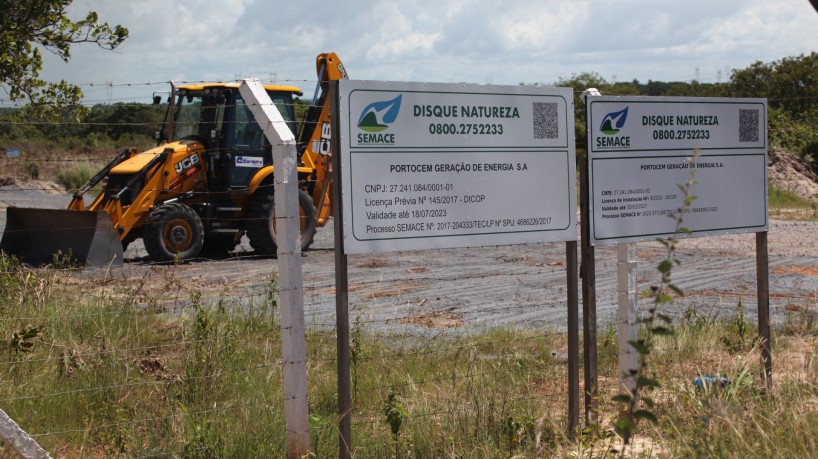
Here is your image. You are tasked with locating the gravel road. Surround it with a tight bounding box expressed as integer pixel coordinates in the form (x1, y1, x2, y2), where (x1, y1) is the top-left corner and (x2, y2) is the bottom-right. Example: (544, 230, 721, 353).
(2, 186, 817, 335)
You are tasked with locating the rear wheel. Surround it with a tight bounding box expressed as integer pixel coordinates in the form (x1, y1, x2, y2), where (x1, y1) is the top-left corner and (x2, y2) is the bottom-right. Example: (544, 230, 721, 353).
(246, 188, 317, 255)
(143, 203, 204, 262)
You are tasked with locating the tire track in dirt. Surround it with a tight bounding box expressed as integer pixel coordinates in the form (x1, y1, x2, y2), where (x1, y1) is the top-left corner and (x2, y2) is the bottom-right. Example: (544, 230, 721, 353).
(3, 188, 818, 335)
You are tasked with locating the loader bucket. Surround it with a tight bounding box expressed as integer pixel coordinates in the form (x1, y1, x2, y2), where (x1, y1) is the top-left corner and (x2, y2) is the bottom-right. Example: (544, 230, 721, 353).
(0, 207, 123, 267)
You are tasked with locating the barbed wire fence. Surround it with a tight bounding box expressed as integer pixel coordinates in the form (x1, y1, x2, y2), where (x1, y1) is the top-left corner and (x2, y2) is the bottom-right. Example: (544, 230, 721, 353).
(0, 82, 816, 456)
(0, 77, 583, 455)
(0, 223, 812, 456)
(0, 222, 582, 456)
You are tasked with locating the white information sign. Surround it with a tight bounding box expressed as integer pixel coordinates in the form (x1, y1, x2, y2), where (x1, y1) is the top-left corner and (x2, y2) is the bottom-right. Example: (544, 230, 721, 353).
(338, 80, 577, 254)
(587, 96, 768, 245)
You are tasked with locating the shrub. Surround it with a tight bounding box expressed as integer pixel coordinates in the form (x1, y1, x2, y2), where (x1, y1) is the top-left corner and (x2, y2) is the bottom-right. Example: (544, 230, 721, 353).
(23, 161, 40, 179)
(56, 162, 97, 191)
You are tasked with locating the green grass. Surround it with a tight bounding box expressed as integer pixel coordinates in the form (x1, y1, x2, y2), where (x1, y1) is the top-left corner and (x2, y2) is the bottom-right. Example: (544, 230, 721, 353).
(768, 185, 818, 221)
(769, 184, 816, 209)
(767, 185, 818, 221)
(55, 162, 99, 192)
(0, 254, 817, 457)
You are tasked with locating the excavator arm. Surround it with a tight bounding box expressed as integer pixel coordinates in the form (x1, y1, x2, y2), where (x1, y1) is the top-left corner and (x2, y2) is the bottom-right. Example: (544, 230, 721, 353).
(297, 52, 348, 225)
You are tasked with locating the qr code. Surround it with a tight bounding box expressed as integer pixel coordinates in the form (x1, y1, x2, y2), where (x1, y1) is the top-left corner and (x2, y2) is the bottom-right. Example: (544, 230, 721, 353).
(739, 109, 759, 142)
(533, 102, 559, 139)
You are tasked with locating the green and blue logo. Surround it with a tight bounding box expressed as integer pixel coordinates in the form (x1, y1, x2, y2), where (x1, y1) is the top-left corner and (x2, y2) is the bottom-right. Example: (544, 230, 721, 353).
(596, 106, 631, 149)
(357, 94, 403, 133)
(600, 107, 629, 135)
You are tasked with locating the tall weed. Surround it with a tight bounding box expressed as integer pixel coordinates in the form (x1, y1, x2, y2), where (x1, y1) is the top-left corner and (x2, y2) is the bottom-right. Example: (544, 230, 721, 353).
(56, 162, 98, 191)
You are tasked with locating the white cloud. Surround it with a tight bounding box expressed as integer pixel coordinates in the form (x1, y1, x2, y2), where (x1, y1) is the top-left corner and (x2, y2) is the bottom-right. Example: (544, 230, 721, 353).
(365, 5, 442, 59)
(28, 0, 818, 104)
(497, 3, 589, 52)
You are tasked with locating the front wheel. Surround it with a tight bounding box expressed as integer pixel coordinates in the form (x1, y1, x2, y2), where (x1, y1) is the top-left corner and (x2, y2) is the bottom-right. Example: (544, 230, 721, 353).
(143, 203, 204, 262)
(246, 188, 317, 255)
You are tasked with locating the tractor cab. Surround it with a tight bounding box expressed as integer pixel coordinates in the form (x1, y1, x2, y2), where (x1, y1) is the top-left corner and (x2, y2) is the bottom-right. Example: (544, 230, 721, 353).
(164, 83, 302, 190)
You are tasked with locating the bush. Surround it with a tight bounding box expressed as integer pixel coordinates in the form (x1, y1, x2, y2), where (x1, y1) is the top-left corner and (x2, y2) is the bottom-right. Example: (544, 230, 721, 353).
(23, 161, 40, 179)
(56, 162, 97, 191)
(768, 108, 818, 168)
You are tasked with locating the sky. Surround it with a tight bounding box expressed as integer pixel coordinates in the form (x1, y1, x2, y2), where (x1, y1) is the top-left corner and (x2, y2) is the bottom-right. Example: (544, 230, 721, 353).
(21, 0, 818, 106)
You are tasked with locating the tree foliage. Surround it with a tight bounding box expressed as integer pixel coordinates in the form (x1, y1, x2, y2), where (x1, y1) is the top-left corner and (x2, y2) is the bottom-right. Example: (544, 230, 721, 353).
(85, 103, 164, 140)
(0, 50, 815, 171)
(730, 53, 818, 162)
(542, 53, 818, 165)
(0, 0, 128, 109)
(551, 72, 732, 155)
(730, 53, 818, 118)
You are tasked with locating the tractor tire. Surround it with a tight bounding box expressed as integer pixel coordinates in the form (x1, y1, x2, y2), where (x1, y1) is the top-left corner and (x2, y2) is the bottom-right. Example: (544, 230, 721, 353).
(200, 232, 241, 257)
(143, 203, 204, 262)
(246, 188, 317, 255)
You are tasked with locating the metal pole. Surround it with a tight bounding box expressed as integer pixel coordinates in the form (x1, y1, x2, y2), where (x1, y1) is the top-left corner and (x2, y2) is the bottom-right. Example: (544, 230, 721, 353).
(567, 241, 580, 434)
(579, 155, 599, 428)
(756, 231, 772, 389)
(331, 81, 353, 458)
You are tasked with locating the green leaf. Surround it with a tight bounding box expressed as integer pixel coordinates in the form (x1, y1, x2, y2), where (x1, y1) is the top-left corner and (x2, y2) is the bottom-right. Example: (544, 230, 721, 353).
(634, 410, 658, 423)
(637, 376, 661, 388)
(668, 284, 684, 296)
(657, 313, 673, 324)
(612, 394, 633, 404)
(658, 259, 673, 274)
(0, 3, 127, 105)
(614, 417, 635, 440)
(628, 340, 650, 354)
(651, 326, 673, 336)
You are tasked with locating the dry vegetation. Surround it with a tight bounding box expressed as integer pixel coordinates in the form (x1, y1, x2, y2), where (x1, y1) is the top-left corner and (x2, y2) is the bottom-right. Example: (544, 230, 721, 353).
(0, 252, 816, 458)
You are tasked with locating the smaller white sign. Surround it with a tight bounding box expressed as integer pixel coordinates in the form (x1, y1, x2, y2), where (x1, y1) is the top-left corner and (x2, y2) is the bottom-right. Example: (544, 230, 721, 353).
(235, 156, 264, 168)
(5, 148, 19, 158)
(586, 96, 768, 245)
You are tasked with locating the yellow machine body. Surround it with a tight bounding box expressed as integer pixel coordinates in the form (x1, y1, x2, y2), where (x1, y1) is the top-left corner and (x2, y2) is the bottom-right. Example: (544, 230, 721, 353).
(0, 53, 348, 265)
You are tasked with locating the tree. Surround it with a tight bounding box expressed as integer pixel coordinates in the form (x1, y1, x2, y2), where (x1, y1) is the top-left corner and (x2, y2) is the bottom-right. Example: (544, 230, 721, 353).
(85, 103, 165, 140)
(0, 0, 128, 110)
(730, 53, 818, 162)
(730, 53, 818, 117)
(552, 72, 610, 155)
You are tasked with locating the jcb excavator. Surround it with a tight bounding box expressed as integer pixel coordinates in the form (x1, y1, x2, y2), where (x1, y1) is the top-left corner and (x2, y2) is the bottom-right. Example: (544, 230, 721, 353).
(0, 52, 347, 266)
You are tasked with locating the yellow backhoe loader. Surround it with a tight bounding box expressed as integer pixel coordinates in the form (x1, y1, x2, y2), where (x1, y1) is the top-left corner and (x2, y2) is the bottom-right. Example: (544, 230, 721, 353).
(0, 52, 347, 266)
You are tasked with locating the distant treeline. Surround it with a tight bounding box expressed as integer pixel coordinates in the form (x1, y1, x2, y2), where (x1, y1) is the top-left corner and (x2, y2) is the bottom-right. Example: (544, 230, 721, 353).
(0, 97, 311, 153)
(1, 53, 816, 166)
(549, 52, 818, 163)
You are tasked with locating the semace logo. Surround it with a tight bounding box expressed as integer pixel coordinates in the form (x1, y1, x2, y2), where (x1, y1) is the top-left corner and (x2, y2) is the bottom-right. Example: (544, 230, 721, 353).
(356, 94, 402, 144)
(596, 106, 631, 148)
(600, 107, 629, 135)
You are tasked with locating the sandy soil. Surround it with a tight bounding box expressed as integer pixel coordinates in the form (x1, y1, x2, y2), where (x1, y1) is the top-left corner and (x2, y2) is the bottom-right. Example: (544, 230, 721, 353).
(1, 186, 817, 335)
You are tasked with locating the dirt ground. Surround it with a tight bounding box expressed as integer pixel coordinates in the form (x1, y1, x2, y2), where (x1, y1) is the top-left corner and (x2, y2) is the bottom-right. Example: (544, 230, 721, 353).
(2, 184, 817, 336)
